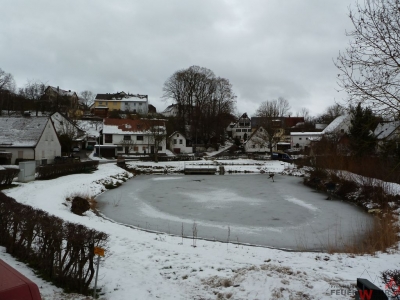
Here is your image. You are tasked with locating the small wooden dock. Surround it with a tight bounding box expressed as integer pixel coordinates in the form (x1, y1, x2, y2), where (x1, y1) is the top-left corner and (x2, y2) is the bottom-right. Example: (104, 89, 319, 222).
(184, 165, 217, 175)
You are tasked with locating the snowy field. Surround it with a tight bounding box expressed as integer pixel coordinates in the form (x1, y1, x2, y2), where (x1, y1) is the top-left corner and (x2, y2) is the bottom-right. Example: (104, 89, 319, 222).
(1, 160, 400, 299)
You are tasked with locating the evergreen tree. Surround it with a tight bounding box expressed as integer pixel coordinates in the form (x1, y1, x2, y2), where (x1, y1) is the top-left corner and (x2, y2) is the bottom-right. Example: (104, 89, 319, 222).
(348, 104, 377, 157)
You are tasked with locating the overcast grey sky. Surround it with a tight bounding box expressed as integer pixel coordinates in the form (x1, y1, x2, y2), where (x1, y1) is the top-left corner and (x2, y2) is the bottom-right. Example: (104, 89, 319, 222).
(1, 0, 354, 117)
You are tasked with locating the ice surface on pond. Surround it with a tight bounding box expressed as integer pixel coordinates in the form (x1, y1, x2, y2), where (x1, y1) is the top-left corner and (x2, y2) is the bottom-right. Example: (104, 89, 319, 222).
(284, 196, 319, 212)
(97, 174, 372, 250)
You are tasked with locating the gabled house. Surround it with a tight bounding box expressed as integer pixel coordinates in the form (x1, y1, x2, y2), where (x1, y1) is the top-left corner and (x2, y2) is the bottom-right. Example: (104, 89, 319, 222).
(244, 126, 271, 153)
(101, 118, 167, 157)
(42, 86, 80, 116)
(374, 121, 400, 152)
(229, 113, 252, 142)
(161, 104, 178, 117)
(290, 132, 323, 150)
(94, 92, 149, 117)
(251, 116, 305, 146)
(169, 131, 193, 154)
(76, 119, 103, 149)
(322, 115, 351, 136)
(50, 112, 87, 150)
(0, 117, 61, 164)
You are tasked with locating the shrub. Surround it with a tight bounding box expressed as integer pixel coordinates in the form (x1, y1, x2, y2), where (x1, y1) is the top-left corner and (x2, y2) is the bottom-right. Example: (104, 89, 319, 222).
(36, 161, 99, 180)
(71, 196, 90, 215)
(0, 192, 108, 295)
(0, 168, 19, 186)
(335, 179, 358, 199)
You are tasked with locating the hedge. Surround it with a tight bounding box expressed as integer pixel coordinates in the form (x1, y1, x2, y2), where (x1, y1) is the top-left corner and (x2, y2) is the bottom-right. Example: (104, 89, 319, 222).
(0, 168, 20, 186)
(36, 161, 99, 180)
(0, 192, 108, 294)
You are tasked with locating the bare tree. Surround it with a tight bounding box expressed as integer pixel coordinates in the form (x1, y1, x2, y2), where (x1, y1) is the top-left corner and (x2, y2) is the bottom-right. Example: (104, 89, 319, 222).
(0, 68, 16, 115)
(19, 80, 46, 116)
(315, 103, 346, 124)
(163, 66, 236, 146)
(79, 90, 95, 109)
(145, 118, 167, 163)
(0, 68, 15, 91)
(118, 138, 137, 155)
(335, 0, 400, 117)
(253, 98, 291, 155)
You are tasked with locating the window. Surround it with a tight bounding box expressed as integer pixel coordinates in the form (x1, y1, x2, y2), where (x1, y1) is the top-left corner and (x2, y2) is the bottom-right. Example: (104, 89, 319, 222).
(244, 123, 250, 126)
(306, 137, 309, 140)
(173, 139, 177, 144)
(179, 139, 183, 144)
(117, 146, 123, 151)
(125, 102, 129, 105)
(105, 134, 112, 143)
(252, 145, 256, 148)
(236, 129, 242, 132)
(139, 103, 142, 106)
(134, 103, 137, 106)
(239, 122, 244, 126)
(123, 135, 131, 141)
(248, 129, 252, 132)
(341, 129, 344, 133)
(259, 128, 262, 132)
(137, 135, 143, 141)
(299, 138, 302, 140)
(99, 101, 103, 105)
(177, 134, 179, 137)
(133, 146, 138, 152)
(158, 146, 162, 151)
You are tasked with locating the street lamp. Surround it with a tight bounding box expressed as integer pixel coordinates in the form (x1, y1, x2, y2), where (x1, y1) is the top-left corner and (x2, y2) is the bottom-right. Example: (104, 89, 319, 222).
(98, 135, 102, 158)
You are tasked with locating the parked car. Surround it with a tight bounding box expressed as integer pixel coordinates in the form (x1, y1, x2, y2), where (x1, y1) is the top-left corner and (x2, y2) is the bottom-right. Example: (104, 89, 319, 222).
(271, 151, 293, 162)
(72, 147, 80, 152)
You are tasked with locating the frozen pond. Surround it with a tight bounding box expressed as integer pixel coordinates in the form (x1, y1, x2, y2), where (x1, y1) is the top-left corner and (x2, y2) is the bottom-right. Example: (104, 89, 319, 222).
(96, 174, 372, 250)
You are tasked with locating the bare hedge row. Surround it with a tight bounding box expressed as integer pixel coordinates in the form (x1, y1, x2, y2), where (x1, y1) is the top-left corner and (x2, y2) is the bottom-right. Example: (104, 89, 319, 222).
(0, 168, 19, 185)
(0, 192, 108, 294)
(36, 161, 99, 180)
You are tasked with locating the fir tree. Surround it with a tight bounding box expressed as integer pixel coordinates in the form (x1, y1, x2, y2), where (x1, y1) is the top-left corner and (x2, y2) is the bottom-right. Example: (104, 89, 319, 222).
(348, 104, 377, 157)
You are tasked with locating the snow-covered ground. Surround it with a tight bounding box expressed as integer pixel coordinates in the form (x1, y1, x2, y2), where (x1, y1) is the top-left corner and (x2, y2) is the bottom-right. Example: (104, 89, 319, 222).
(1, 161, 399, 300)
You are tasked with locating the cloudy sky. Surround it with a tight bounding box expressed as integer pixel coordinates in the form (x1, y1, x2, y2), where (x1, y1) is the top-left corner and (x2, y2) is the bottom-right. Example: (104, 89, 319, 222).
(1, 0, 354, 117)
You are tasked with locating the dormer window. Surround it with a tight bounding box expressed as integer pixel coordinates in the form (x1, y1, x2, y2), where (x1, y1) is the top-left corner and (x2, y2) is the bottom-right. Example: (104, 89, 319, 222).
(125, 124, 131, 129)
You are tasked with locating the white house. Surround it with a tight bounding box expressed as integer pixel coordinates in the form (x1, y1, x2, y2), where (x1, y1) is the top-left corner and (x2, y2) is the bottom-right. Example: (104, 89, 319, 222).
(244, 126, 271, 153)
(374, 121, 400, 152)
(322, 115, 351, 135)
(94, 92, 149, 116)
(230, 113, 252, 142)
(50, 112, 87, 149)
(169, 131, 193, 154)
(101, 118, 167, 157)
(290, 132, 323, 150)
(0, 117, 61, 164)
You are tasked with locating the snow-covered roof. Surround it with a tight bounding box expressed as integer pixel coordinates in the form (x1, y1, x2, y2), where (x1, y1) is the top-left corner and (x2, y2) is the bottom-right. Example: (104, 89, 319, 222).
(374, 121, 400, 140)
(95, 92, 148, 101)
(48, 86, 76, 97)
(103, 118, 166, 135)
(0, 117, 49, 147)
(290, 132, 323, 136)
(322, 115, 351, 134)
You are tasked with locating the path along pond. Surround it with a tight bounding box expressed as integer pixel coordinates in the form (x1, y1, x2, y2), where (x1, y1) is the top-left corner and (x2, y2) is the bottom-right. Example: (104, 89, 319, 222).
(96, 174, 372, 250)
